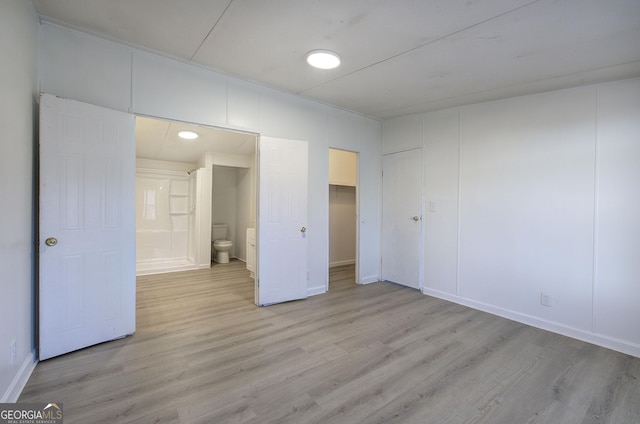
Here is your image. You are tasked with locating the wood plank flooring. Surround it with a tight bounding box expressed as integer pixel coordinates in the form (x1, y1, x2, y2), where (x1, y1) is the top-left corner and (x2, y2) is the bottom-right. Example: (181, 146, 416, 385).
(20, 261, 640, 423)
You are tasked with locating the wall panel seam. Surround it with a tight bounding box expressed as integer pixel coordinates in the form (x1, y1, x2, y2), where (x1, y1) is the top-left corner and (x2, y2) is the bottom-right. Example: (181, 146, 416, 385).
(591, 87, 600, 334)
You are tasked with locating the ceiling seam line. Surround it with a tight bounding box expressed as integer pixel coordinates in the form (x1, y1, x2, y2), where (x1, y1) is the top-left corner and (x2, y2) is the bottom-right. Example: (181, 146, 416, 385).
(189, 0, 236, 61)
(369, 60, 640, 117)
(369, 59, 640, 117)
(297, 0, 543, 95)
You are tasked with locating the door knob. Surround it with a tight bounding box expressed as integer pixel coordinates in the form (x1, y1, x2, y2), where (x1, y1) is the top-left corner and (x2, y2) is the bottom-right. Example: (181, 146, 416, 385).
(45, 237, 58, 247)
(300, 227, 307, 233)
(412, 216, 420, 222)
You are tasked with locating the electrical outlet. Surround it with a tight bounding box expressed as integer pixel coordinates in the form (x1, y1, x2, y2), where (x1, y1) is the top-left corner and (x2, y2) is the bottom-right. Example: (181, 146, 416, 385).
(10, 340, 16, 365)
(540, 293, 553, 307)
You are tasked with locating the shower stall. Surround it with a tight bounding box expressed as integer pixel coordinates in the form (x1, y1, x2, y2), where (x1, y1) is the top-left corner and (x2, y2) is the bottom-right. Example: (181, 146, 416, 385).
(135, 164, 212, 275)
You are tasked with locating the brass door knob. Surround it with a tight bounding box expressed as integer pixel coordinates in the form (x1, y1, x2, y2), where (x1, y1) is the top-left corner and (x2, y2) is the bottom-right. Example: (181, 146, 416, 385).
(300, 227, 307, 233)
(45, 237, 58, 247)
(412, 216, 420, 222)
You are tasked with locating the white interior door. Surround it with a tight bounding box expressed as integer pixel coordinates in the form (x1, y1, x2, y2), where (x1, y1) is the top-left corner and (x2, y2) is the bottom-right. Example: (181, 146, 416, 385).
(382, 149, 422, 289)
(257, 136, 308, 305)
(39, 93, 136, 360)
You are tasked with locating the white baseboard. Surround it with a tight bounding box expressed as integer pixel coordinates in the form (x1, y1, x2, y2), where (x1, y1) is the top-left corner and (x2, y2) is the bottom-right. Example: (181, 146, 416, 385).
(359, 275, 379, 285)
(329, 259, 356, 268)
(1, 351, 37, 402)
(422, 287, 640, 358)
(307, 285, 327, 297)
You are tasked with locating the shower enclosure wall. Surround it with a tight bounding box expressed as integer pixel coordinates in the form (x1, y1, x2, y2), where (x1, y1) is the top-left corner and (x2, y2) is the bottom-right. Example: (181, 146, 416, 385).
(135, 160, 211, 275)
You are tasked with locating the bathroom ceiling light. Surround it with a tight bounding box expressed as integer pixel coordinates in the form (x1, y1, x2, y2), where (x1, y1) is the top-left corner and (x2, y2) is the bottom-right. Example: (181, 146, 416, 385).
(306, 50, 341, 69)
(178, 130, 199, 140)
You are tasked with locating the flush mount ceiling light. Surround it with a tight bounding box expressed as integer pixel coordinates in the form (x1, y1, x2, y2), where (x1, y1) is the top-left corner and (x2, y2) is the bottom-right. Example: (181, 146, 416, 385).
(178, 130, 199, 140)
(306, 49, 341, 69)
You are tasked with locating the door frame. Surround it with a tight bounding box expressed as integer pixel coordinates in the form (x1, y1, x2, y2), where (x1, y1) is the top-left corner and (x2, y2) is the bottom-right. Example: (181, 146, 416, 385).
(134, 117, 316, 307)
(134, 113, 260, 295)
(133, 116, 316, 306)
(327, 147, 361, 290)
(381, 147, 424, 290)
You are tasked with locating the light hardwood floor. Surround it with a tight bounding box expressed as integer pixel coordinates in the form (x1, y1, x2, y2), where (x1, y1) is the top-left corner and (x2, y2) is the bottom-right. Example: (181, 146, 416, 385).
(20, 261, 640, 423)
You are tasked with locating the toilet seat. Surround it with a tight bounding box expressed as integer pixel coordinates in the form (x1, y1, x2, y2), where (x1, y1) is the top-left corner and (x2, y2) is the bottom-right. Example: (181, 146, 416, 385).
(213, 240, 232, 248)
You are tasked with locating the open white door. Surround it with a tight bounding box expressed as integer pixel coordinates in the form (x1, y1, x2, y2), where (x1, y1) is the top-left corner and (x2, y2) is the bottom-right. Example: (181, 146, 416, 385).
(39, 94, 136, 360)
(257, 136, 308, 305)
(381, 149, 422, 289)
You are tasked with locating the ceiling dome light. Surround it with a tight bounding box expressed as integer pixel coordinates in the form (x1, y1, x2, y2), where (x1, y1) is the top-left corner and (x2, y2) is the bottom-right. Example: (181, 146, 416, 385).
(306, 50, 341, 69)
(178, 130, 199, 140)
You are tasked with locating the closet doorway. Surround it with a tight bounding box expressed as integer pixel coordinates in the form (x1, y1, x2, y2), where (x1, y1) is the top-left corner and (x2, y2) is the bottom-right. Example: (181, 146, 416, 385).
(328, 148, 359, 290)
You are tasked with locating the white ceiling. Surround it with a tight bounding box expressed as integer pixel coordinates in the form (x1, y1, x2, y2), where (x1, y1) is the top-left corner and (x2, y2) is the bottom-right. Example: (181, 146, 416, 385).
(33, 0, 640, 119)
(136, 117, 256, 163)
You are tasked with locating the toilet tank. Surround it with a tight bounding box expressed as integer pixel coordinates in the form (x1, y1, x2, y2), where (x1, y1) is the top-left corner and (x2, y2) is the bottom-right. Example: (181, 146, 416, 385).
(211, 224, 228, 240)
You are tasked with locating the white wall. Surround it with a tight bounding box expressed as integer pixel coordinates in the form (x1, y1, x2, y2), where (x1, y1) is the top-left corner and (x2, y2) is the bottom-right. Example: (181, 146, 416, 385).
(0, 0, 39, 402)
(212, 166, 238, 258)
(38, 22, 382, 294)
(329, 185, 357, 267)
(235, 166, 253, 261)
(383, 78, 640, 357)
(595, 81, 640, 344)
(211, 164, 254, 262)
(194, 167, 213, 269)
(203, 150, 255, 262)
(327, 109, 382, 284)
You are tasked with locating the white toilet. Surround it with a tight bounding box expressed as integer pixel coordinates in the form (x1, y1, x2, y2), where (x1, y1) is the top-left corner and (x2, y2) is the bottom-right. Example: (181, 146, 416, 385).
(212, 224, 233, 264)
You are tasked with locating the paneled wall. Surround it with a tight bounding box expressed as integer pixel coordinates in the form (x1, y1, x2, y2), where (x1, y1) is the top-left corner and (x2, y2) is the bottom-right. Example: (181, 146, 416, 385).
(383, 78, 640, 357)
(38, 22, 382, 293)
(0, 0, 39, 402)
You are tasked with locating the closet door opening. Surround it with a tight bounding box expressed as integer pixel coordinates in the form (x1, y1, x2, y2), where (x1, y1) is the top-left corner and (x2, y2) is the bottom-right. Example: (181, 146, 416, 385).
(328, 148, 359, 290)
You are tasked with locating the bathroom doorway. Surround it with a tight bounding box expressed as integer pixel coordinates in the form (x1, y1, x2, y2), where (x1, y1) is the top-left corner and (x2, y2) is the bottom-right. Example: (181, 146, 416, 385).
(328, 148, 359, 290)
(211, 163, 255, 269)
(134, 115, 257, 276)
